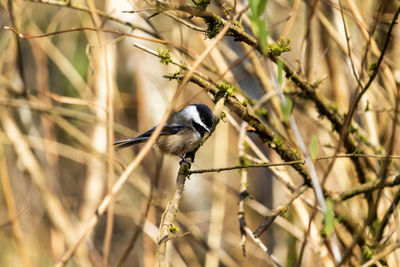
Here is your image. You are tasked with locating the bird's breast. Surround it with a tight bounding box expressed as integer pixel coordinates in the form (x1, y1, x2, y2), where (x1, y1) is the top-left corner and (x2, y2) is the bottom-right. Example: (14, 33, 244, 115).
(156, 128, 201, 155)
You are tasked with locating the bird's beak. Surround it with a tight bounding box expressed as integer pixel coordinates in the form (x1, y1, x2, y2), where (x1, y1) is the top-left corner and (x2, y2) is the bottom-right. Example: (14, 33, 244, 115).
(205, 127, 210, 134)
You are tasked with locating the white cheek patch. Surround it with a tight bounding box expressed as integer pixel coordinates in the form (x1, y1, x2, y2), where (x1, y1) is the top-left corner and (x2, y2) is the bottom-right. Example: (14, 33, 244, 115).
(183, 105, 209, 131)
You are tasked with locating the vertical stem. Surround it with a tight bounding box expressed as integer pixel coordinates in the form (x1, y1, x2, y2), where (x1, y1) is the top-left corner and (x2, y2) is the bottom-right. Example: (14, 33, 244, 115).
(85, 1, 114, 265)
(0, 141, 31, 267)
(205, 118, 228, 267)
(237, 122, 248, 255)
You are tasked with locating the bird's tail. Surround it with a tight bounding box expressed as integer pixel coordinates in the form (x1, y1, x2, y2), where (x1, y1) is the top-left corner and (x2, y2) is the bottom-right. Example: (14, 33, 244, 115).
(113, 137, 149, 150)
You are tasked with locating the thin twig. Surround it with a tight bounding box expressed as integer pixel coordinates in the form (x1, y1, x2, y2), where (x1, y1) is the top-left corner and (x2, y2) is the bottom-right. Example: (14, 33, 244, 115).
(6, 0, 27, 96)
(237, 122, 248, 256)
(84, 1, 115, 265)
(373, 83, 400, 240)
(376, 187, 400, 242)
(204, 101, 228, 267)
(115, 167, 157, 267)
(25, 0, 156, 36)
(244, 226, 282, 267)
(361, 242, 400, 267)
(358, 6, 400, 98)
(189, 160, 305, 174)
(294, 206, 318, 267)
(338, 0, 363, 89)
(189, 153, 400, 174)
(281, 0, 301, 38)
(253, 185, 308, 237)
(335, 175, 400, 201)
(0, 139, 31, 267)
(164, 12, 206, 32)
(3, 26, 196, 57)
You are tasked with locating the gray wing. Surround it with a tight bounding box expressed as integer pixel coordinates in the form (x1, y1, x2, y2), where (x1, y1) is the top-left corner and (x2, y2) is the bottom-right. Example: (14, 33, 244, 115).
(114, 124, 186, 150)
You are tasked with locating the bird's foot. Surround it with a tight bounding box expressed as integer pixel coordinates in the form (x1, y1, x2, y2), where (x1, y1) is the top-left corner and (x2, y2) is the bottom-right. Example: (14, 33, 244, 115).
(178, 155, 191, 168)
(184, 151, 195, 163)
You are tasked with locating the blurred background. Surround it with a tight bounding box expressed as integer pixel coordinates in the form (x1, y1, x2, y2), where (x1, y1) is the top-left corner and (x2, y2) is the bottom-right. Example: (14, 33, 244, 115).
(0, 0, 400, 266)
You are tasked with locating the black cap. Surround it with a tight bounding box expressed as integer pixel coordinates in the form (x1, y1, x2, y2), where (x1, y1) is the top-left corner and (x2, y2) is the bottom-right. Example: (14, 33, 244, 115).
(194, 104, 214, 129)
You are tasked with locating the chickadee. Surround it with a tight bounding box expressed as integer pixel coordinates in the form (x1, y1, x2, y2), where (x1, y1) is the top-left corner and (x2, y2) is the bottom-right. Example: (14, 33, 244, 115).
(114, 104, 214, 165)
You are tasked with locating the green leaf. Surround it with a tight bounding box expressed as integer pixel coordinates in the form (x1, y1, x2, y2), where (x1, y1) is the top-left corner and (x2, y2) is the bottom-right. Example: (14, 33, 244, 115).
(249, 0, 269, 53)
(258, 21, 267, 52)
(257, 0, 268, 16)
(250, 0, 268, 17)
(281, 97, 292, 123)
(250, 0, 257, 15)
(323, 198, 335, 237)
(310, 135, 318, 160)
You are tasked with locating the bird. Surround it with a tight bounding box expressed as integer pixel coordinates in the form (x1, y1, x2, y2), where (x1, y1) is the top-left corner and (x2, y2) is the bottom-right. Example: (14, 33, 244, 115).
(114, 104, 214, 165)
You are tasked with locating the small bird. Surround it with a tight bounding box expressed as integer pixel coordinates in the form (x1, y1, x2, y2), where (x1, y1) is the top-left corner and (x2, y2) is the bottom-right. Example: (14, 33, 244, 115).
(114, 104, 214, 165)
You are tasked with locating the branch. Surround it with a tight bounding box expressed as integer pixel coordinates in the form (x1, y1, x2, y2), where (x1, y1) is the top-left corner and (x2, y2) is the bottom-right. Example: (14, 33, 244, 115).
(189, 160, 305, 174)
(4, 26, 195, 57)
(237, 122, 248, 256)
(253, 185, 308, 237)
(370, 64, 400, 239)
(244, 226, 283, 267)
(189, 154, 400, 174)
(25, 0, 156, 36)
(358, 6, 400, 99)
(115, 185, 154, 267)
(156, 164, 189, 267)
(361, 242, 400, 267)
(333, 175, 400, 201)
(375, 187, 400, 241)
(151, 1, 257, 46)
